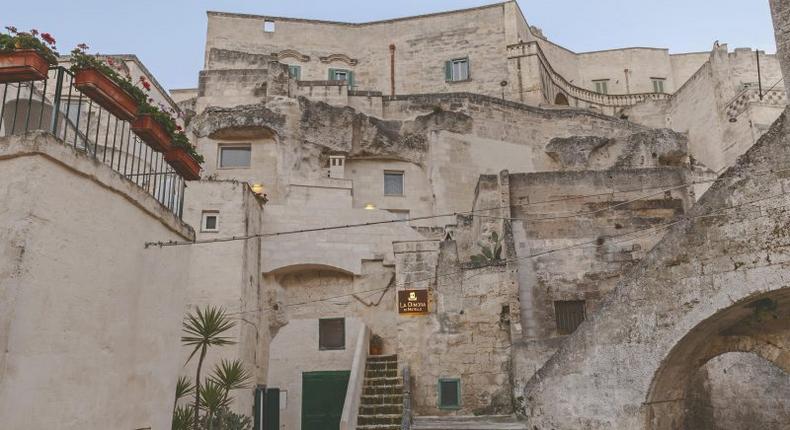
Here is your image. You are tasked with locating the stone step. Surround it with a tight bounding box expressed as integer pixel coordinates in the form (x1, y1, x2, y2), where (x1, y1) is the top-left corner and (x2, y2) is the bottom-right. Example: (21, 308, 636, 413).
(366, 362, 399, 371)
(363, 385, 403, 396)
(358, 414, 402, 426)
(360, 394, 403, 405)
(359, 404, 403, 415)
(366, 368, 398, 378)
(412, 415, 527, 430)
(367, 354, 398, 363)
(365, 376, 401, 386)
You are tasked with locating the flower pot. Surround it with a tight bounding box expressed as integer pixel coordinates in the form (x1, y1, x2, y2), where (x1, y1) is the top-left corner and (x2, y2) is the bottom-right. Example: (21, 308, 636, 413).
(73, 68, 137, 121)
(131, 114, 171, 152)
(0, 50, 50, 83)
(165, 147, 201, 180)
(369, 344, 383, 356)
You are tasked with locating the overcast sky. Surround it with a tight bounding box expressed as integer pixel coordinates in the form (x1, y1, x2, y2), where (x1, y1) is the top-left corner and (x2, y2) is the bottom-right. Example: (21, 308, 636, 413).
(3, 0, 777, 90)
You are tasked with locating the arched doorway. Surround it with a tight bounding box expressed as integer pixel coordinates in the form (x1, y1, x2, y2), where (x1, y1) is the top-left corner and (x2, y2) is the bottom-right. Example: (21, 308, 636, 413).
(644, 289, 790, 429)
(554, 93, 569, 106)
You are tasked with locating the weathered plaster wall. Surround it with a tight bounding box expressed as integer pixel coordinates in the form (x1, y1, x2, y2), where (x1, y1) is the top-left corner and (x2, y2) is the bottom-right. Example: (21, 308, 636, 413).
(0, 133, 193, 429)
(772, 0, 790, 97)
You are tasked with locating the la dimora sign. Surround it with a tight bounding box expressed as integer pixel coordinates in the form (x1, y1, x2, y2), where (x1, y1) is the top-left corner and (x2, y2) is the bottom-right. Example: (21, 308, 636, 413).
(398, 289, 429, 315)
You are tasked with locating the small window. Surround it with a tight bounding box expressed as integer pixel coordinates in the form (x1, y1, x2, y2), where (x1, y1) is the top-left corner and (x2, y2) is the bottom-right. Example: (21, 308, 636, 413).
(554, 300, 586, 335)
(318, 318, 345, 350)
(201, 211, 219, 232)
(445, 58, 469, 82)
(593, 79, 609, 94)
(384, 171, 404, 196)
(288, 65, 301, 80)
(263, 20, 275, 32)
(652, 78, 666, 94)
(438, 378, 461, 409)
(329, 68, 354, 87)
(219, 145, 251, 168)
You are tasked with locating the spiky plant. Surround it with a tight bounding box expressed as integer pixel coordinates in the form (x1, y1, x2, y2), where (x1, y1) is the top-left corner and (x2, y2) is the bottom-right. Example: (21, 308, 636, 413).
(210, 359, 252, 404)
(470, 231, 503, 266)
(174, 375, 195, 413)
(199, 379, 231, 430)
(172, 405, 195, 430)
(182, 306, 237, 426)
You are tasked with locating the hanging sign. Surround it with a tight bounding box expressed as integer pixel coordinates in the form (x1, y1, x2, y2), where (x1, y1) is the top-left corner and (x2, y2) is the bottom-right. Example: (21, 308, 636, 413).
(398, 289, 429, 315)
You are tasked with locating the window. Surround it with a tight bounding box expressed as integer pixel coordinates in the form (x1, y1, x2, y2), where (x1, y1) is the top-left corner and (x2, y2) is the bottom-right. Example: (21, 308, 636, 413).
(554, 300, 586, 335)
(329, 68, 354, 87)
(384, 171, 404, 196)
(263, 20, 275, 32)
(201, 211, 219, 232)
(652, 78, 666, 94)
(593, 79, 609, 94)
(219, 145, 251, 168)
(445, 58, 470, 82)
(438, 378, 461, 409)
(288, 65, 301, 80)
(318, 318, 345, 350)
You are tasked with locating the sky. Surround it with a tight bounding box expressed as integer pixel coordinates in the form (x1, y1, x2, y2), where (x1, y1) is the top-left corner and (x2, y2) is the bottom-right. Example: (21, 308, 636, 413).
(3, 0, 777, 90)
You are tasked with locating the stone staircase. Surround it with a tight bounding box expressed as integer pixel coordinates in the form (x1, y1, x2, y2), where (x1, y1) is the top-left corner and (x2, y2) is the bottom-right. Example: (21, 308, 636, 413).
(412, 415, 527, 430)
(357, 354, 403, 430)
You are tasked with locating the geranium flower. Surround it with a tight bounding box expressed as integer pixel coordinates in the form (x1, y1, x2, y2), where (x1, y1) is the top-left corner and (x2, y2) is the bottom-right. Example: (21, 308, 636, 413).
(41, 33, 56, 45)
(5, 26, 17, 34)
(30, 29, 38, 36)
(77, 43, 89, 50)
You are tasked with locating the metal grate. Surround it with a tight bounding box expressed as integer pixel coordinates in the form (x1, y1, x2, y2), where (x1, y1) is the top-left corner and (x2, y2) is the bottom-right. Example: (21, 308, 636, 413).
(554, 300, 586, 335)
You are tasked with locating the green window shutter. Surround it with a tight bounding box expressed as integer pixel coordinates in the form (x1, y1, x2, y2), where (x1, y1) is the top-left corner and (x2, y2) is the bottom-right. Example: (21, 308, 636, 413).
(445, 61, 452, 81)
(347, 71, 354, 88)
(465, 57, 470, 80)
(328, 68, 336, 80)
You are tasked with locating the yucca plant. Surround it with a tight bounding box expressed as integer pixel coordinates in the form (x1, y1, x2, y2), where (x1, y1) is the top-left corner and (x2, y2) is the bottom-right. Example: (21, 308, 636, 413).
(174, 375, 195, 413)
(182, 306, 237, 426)
(210, 359, 252, 404)
(470, 231, 503, 266)
(172, 405, 195, 430)
(199, 379, 231, 430)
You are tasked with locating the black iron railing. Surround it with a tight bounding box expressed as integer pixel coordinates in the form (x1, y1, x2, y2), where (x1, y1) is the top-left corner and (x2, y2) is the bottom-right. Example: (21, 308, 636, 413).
(0, 66, 186, 218)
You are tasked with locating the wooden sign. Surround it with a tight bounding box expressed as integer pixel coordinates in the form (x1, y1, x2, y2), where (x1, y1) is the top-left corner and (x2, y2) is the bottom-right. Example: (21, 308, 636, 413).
(398, 289, 429, 315)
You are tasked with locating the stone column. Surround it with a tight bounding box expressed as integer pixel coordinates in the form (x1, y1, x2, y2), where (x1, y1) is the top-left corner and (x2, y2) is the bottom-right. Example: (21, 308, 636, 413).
(770, 0, 790, 97)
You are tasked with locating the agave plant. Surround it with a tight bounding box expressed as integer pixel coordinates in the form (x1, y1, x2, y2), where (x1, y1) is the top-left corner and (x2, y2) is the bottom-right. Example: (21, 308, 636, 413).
(199, 379, 231, 429)
(470, 231, 503, 266)
(172, 405, 195, 430)
(210, 359, 252, 404)
(182, 306, 237, 426)
(174, 375, 195, 413)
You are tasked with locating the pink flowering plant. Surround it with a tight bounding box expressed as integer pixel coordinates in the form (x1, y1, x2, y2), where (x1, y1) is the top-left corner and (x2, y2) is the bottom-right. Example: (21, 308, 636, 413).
(0, 26, 59, 64)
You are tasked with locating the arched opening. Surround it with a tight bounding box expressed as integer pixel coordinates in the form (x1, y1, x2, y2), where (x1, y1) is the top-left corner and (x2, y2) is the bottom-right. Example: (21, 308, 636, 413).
(645, 288, 790, 430)
(554, 93, 569, 106)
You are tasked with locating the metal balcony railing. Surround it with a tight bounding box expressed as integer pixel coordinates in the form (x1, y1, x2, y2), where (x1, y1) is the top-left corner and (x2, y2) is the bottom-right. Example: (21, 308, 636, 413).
(0, 66, 186, 218)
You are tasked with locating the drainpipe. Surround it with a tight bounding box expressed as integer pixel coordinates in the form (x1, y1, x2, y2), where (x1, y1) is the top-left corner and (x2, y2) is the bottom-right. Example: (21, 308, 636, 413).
(389, 44, 396, 96)
(624, 68, 631, 94)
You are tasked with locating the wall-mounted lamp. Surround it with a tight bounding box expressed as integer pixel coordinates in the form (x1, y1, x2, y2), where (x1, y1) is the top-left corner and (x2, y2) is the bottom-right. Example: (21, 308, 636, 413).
(364, 203, 377, 210)
(251, 183, 265, 195)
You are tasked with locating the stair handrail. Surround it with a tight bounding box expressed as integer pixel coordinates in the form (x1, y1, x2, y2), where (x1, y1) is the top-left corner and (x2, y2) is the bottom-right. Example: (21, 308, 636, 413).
(340, 323, 369, 430)
(401, 365, 412, 430)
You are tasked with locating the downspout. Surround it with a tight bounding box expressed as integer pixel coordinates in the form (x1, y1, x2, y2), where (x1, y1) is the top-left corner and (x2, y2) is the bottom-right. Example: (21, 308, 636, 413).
(390, 44, 396, 96)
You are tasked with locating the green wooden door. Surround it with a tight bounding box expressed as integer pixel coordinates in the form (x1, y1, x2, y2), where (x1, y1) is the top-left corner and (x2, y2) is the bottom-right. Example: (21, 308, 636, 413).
(301, 370, 350, 430)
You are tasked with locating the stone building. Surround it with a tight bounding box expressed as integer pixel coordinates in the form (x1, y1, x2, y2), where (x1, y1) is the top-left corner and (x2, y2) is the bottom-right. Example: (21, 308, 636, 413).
(2, 1, 790, 429)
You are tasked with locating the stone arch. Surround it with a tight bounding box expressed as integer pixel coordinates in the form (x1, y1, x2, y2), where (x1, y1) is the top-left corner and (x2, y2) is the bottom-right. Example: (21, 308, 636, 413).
(554, 93, 569, 106)
(644, 288, 790, 430)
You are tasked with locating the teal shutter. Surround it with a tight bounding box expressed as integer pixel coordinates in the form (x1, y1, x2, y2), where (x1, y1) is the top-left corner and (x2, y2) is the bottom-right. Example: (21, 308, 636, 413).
(445, 61, 452, 81)
(328, 68, 336, 80)
(347, 71, 354, 88)
(465, 57, 470, 80)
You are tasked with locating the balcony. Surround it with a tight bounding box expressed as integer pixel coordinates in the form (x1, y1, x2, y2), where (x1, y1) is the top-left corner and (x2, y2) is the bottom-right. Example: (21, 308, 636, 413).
(0, 66, 186, 218)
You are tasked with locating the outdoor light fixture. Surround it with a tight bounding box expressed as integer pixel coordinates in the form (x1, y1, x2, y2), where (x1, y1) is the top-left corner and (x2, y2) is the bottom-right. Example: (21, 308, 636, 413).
(364, 203, 377, 210)
(251, 183, 265, 194)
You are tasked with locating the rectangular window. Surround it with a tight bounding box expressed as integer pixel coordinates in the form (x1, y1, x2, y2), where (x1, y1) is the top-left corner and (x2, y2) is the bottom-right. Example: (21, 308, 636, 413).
(201, 211, 219, 232)
(445, 58, 470, 82)
(329, 68, 354, 88)
(219, 145, 251, 168)
(438, 378, 461, 409)
(288, 65, 301, 80)
(554, 300, 586, 335)
(263, 20, 275, 32)
(652, 78, 666, 94)
(384, 171, 404, 196)
(318, 318, 345, 350)
(593, 79, 609, 94)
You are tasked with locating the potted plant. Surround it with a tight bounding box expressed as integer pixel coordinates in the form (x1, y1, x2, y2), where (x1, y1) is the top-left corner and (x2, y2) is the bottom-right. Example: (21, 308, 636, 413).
(165, 129, 203, 180)
(131, 100, 176, 153)
(369, 334, 384, 356)
(70, 44, 146, 121)
(0, 27, 59, 83)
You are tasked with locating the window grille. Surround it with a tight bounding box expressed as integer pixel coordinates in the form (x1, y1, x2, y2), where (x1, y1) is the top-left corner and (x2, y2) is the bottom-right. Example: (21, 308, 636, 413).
(554, 300, 586, 334)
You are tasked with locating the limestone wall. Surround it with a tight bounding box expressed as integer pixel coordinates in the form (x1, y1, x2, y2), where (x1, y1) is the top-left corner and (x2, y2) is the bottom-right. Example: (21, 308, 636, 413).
(0, 133, 193, 429)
